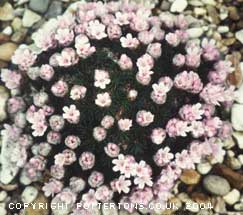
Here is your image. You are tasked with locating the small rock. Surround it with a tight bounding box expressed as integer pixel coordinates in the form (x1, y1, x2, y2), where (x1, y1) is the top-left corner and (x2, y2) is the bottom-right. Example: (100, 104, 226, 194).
(227, 157, 242, 170)
(0, 191, 7, 202)
(202, 0, 216, 5)
(160, 1, 170, 10)
(203, 175, 231, 196)
(0, 42, 17, 62)
(187, 27, 204, 38)
(170, 0, 188, 12)
(191, 192, 211, 204)
(0, 182, 18, 191)
(0, 33, 10, 43)
(22, 9, 41, 28)
(11, 17, 22, 31)
(180, 169, 201, 185)
(0, 203, 7, 215)
(0, 86, 9, 122)
(0, 3, 14, 21)
(0, 60, 8, 68)
(45, 1, 62, 18)
(213, 164, 243, 190)
(197, 162, 212, 175)
(186, 200, 200, 213)
(234, 202, 243, 211)
(213, 197, 226, 213)
(194, 7, 207, 16)
(207, 6, 220, 24)
(25, 193, 49, 215)
(2, 26, 12, 36)
(21, 186, 38, 204)
(223, 138, 235, 149)
(228, 6, 240, 21)
(233, 132, 243, 149)
(11, 28, 28, 44)
(188, 0, 204, 6)
(29, 0, 50, 14)
(238, 155, 243, 165)
(217, 26, 229, 34)
(236, 83, 243, 104)
(223, 189, 240, 205)
(232, 104, 243, 131)
(236, 29, 243, 44)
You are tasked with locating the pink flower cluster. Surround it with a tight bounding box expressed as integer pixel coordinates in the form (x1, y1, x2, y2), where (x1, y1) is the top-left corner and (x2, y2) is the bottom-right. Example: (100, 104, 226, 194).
(3, 1, 236, 214)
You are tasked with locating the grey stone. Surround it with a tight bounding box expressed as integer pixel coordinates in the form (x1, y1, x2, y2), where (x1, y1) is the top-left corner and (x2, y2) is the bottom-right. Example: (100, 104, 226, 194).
(29, 0, 50, 14)
(203, 175, 231, 196)
(232, 104, 243, 131)
(0, 86, 9, 122)
(21, 186, 38, 203)
(45, 1, 62, 18)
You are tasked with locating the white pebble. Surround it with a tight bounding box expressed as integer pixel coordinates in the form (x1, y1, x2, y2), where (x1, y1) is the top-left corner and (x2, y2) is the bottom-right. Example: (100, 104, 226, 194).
(2, 26, 12, 35)
(236, 29, 243, 44)
(223, 189, 240, 205)
(21, 186, 38, 203)
(238, 155, 243, 165)
(197, 162, 212, 175)
(0, 191, 7, 202)
(218, 26, 229, 34)
(231, 104, 243, 131)
(187, 27, 204, 38)
(170, 0, 188, 12)
(232, 132, 243, 149)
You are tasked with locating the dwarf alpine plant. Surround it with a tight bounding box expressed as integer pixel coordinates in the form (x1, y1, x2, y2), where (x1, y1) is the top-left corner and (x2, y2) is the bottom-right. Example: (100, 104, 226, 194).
(0, 1, 235, 214)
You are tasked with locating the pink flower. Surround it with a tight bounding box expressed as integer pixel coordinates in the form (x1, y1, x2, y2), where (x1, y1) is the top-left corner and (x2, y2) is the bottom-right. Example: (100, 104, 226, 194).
(104, 143, 120, 158)
(179, 103, 204, 122)
(136, 54, 154, 72)
(79, 152, 95, 170)
(166, 118, 189, 137)
(138, 31, 154, 45)
(136, 70, 154, 85)
(54, 153, 66, 166)
(65, 135, 81, 149)
(151, 128, 166, 145)
(101, 115, 115, 129)
(75, 34, 96, 58)
(201, 38, 220, 61)
(189, 121, 205, 138)
(1, 69, 21, 90)
(93, 126, 107, 142)
(56, 48, 79, 67)
(185, 43, 202, 68)
(28, 109, 47, 137)
(112, 154, 126, 173)
(128, 89, 138, 101)
(55, 28, 74, 46)
(173, 54, 185, 67)
(118, 54, 133, 70)
(218, 121, 232, 140)
(47, 131, 61, 145)
(174, 71, 203, 94)
(95, 185, 113, 202)
(150, 26, 165, 41)
(175, 30, 189, 43)
(118, 119, 133, 131)
(40, 65, 55, 81)
(153, 147, 174, 167)
(208, 70, 228, 84)
(88, 171, 104, 188)
(147, 43, 162, 59)
(86, 20, 107, 40)
(69, 177, 86, 193)
(134, 161, 153, 189)
(204, 117, 223, 137)
(120, 33, 139, 49)
(165, 33, 180, 47)
(49, 115, 65, 132)
(107, 24, 122, 40)
(101, 14, 115, 26)
(113, 176, 131, 194)
(62, 149, 77, 165)
(114, 12, 130, 25)
(7, 97, 25, 114)
(94, 69, 111, 89)
(63, 105, 80, 124)
(82, 189, 98, 205)
(130, 17, 150, 32)
(42, 179, 63, 197)
(151, 81, 170, 104)
(136, 110, 154, 127)
(200, 83, 235, 105)
(175, 150, 195, 169)
(12, 46, 37, 70)
(95, 92, 112, 107)
(70, 85, 87, 100)
(50, 165, 65, 180)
